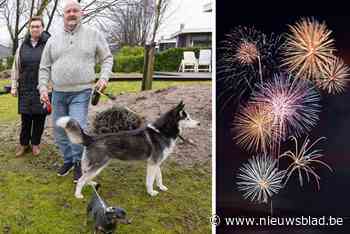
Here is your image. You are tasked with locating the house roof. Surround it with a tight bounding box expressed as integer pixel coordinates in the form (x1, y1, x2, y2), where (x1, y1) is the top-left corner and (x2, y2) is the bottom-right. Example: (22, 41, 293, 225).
(203, 2, 212, 12)
(0, 44, 11, 59)
(158, 38, 177, 44)
(170, 28, 212, 38)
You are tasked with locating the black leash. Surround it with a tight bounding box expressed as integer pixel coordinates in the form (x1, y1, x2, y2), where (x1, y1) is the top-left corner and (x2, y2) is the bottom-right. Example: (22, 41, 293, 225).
(178, 134, 197, 147)
(147, 124, 197, 147)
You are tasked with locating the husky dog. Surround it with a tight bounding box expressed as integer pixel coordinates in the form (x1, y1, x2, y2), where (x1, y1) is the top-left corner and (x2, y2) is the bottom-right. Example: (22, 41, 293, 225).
(87, 184, 131, 234)
(56, 102, 200, 198)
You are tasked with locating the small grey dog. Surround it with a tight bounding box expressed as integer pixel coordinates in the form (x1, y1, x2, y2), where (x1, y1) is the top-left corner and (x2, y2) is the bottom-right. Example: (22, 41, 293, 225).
(56, 101, 200, 198)
(87, 184, 131, 234)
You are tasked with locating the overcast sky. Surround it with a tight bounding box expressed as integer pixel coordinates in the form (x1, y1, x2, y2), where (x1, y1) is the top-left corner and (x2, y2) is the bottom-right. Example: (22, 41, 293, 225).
(0, 0, 211, 47)
(158, 0, 212, 39)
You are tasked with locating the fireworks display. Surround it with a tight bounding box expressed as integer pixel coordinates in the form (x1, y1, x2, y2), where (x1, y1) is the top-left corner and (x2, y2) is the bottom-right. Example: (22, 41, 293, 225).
(232, 104, 274, 154)
(221, 17, 341, 210)
(237, 154, 285, 203)
(282, 17, 335, 80)
(250, 74, 321, 141)
(316, 57, 350, 94)
(217, 26, 284, 108)
(279, 136, 333, 190)
(235, 41, 259, 65)
(217, 26, 263, 108)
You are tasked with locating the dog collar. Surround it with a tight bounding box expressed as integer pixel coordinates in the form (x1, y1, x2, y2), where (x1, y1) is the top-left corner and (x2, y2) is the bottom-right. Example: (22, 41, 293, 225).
(147, 124, 160, 134)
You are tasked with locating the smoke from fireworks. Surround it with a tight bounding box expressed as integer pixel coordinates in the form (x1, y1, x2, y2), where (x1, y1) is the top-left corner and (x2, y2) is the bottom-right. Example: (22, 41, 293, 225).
(279, 136, 333, 190)
(250, 74, 321, 141)
(237, 154, 285, 203)
(316, 57, 350, 94)
(282, 17, 335, 80)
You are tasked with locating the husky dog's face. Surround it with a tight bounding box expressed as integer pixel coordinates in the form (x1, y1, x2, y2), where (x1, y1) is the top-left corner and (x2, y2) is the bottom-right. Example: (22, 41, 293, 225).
(175, 101, 200, 129)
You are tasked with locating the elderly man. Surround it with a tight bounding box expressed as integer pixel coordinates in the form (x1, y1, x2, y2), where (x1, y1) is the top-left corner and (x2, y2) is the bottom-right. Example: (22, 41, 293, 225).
(38, 0, 113, 182)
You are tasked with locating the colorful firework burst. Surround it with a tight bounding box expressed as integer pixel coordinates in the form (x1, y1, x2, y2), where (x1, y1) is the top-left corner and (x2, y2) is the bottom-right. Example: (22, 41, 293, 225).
(232, 104, 274, 154)
(282, 17, 335, 80)
(316, 57, 350, 94)
(250, 74, 321, 142)
(279, 136, 333, 190)
(237, 154, 285, 203)
(217, 26, 285, 109)
(235, 41, 259, 65)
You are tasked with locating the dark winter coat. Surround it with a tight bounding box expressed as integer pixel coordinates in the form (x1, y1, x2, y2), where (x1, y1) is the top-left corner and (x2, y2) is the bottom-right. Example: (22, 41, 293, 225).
(18, 31, 50, 114)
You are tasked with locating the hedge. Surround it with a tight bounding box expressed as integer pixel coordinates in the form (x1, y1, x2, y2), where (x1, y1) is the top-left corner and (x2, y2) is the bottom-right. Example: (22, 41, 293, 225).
(112, 46, 144, 73)
(0, 56, 14, 72)
(95, 46, 210, 73)
(0, 62, 5, 72)
(154, 47, 205, 72)
(118, 46, 144, 57)
(6, 56, 14, 69)
(114, 54, 144, 73)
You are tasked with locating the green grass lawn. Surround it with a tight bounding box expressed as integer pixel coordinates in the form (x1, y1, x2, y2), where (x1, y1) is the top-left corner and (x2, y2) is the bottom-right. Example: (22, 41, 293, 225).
(0, 80, 19, 122)
(0, 79, 212, 234)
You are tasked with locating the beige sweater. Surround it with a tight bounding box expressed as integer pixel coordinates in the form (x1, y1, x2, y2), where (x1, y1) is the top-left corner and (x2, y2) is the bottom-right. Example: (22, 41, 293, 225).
(38, 24, 113, 93)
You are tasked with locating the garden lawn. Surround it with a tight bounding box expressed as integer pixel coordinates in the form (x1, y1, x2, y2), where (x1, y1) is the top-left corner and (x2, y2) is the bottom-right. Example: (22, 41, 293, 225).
(0, 80, 211, 234)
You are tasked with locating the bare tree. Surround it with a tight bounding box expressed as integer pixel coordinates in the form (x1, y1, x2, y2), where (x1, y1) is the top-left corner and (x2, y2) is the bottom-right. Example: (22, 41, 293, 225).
(1, 0, 54, 54)
(0, 0, 6, 8)
(95, 0, 153, 47)
(142, 0, 171, 90)
(54, 0, 126, 24)
(2, 0, 130, 54)
(45, 0, 58, 31)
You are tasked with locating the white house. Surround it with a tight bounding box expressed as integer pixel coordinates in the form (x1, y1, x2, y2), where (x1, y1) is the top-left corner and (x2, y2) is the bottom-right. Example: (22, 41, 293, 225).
(157, 1, 212, 52)
(0, 44, 11, 59)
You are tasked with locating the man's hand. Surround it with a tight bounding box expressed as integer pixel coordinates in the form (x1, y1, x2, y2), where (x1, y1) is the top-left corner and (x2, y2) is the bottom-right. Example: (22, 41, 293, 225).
(11, 88, 17, 97)
(40, 90, 49, 104)
(95, 79, 108, 92)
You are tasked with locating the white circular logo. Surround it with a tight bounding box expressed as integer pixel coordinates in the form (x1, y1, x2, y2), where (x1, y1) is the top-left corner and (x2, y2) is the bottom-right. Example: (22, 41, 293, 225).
(210, 214, 221, 226)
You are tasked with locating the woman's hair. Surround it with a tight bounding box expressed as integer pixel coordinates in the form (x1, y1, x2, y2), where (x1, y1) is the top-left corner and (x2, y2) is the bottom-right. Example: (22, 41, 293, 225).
(29, 16, 44, 27)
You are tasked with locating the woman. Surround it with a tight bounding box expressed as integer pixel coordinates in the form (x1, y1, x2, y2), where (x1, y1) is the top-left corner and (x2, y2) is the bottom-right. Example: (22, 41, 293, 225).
(10, 16, 50, 157)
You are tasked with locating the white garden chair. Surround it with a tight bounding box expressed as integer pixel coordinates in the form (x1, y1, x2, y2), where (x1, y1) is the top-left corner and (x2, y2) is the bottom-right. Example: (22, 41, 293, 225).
(178, 51, 198, 72)
(197, 49, 211, 72)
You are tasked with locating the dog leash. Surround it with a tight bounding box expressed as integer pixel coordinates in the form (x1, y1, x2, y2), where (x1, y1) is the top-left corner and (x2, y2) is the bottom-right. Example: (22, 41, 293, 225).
(146, 124, 160, 133)
(91, 184, 111, 213)
(147, 124, 197, 147)
(178, 134, 197, 147)
(95, 89, 116, 100)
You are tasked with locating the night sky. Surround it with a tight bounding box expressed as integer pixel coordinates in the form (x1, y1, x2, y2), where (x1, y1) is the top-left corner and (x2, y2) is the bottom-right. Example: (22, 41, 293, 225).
(216, 2, 350, 233)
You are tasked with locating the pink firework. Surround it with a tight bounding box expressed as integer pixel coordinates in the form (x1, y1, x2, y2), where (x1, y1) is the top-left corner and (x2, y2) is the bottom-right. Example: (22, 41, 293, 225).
(250, 74, 321, 145)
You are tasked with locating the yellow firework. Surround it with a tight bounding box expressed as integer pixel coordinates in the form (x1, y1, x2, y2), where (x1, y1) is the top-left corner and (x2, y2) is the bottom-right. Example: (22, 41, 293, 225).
(235, 41, 259, 65)
(282, 17, 335, 80)
(233, 104, 274, 153)
(316, 57, 350, 94)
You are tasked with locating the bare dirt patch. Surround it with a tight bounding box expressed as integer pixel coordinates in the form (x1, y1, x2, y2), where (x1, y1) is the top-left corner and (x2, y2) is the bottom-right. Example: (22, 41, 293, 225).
(36, 83, 211, 167)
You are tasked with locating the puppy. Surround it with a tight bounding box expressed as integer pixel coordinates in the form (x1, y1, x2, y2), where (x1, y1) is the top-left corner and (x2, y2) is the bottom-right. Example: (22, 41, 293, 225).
(87, 184, 131, 234)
